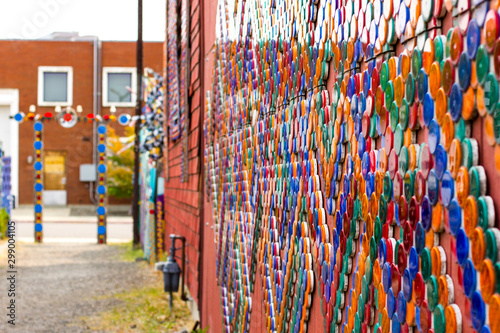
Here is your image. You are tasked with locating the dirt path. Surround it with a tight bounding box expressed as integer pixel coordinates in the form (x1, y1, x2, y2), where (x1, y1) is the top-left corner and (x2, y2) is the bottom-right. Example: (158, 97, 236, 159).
(0, 242, 157, 332)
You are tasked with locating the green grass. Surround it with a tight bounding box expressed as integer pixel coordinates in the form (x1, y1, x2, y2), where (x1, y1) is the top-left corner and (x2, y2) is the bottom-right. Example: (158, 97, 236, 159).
(111, 241, 145, 262)
(83, 279, 195, 332)
(82, 242, 196, 332)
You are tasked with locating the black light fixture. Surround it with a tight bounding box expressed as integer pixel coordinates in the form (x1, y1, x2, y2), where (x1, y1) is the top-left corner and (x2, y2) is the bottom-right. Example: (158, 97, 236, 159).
(162, 234, 188, 310)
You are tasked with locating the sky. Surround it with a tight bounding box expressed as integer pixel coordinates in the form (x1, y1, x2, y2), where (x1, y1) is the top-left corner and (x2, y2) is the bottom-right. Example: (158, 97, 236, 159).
(0, 0, 166, 41)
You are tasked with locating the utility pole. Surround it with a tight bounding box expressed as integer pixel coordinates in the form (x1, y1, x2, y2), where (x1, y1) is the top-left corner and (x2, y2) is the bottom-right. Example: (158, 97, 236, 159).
(132, 0, 143, 247)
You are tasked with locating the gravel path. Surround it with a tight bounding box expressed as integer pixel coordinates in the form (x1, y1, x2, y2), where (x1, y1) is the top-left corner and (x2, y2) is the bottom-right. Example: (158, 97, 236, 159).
(0, 242, 156, 332)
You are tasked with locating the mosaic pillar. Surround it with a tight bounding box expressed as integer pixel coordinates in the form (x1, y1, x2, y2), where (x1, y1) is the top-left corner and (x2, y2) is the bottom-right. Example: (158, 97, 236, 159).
(96, 123, 107, 244)
(33, 121, 43, 243)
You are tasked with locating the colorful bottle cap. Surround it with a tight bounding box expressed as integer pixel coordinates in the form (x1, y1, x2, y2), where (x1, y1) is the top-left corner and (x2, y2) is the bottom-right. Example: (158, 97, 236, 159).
(476, 45, 490, 85)
(471, 291, 486, 331)
(463, 259, 477, 298)
(434, 145, 448, 180)
(448, 198, 463, 236)
(467, 20, 481, 59)
(428, 119, 440, 154)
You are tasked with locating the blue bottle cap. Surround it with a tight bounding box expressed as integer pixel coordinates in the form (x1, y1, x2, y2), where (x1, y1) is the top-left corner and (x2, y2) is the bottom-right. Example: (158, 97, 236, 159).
(463, 259, 477, 298)
(397, 290, 407, 323)
(392, 313, 401, 333)
(448, 198, 463, 236)
(434, 144, 448, 180)
(363, 71, 371, 96)
(387, 287, 396, 317)
(415, 222, 426, 253)
(427, 169, 439, 206)
(440, 171, 454, 207)
(379, 239, 388, 268)
(403, 268, 413, 301)
(383, 261, 392, 293)
(409, 247, 419, 279)
(14, 113, 24, 122)
(34, 161, 43, 171)
(417, 69, 429, 102)
(467, 20, 480, 59)
(327, 197, 334, 215)
(458, 52, 472, 91)
(97, 206, 106, 216)
(428, 119, 440, 154)
(98, 125, 107, 134)
(34, 183, 44, 192)
(456, 228, 469, 266)
(471, 291, 486, 331)
(421, 196, 432, 231)
(34, 122, 43, 131)
(449, 83, 463, 122)
(423, 93, 435, 127)
(98, 225, 106, 235)
(34, 141, 43, 150)
(98, 144, 106, 153)
(35, 223, 43, 232)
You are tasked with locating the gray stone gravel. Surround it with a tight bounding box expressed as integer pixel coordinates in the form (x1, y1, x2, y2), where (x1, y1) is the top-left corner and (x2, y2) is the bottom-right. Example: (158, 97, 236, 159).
(0, 242, 155, 333)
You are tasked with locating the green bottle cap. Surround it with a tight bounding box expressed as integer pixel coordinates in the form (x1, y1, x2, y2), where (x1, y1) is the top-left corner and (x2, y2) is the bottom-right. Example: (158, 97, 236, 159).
(485, 73, 499, 114)
(433, 304, 446, 333)
(370, 236, 378, 263)
(434, 36, 445, 64)
(370, 114, 378, 138)
(485, 229, 498, 262)
(383, 172, 393, 200)
(381, 62, 389, 91)
(365, 256, 373, 284)
(412, 49, 422, 77)
(455, 118, 466, 142)
(421, 247, 432, 282)
(476, 45, 490, 86)
(398, 146, 409, 175)
(406, 73, 415, 105)
(386, 82, 395, 111)
(495, 262, 500, 293)
(390, 100, 399, 129)
(362, 276, 369, 303)
(427, 275, 439, 311)
(379, 195, 387, 223)
(399, 98, 409, 130)
(394, 124, 404, 155)
(375, 216, 382, 242)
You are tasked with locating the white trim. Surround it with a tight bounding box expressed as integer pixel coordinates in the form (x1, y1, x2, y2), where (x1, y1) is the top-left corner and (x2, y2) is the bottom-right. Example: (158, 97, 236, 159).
(37, 66, 73, 107)
(102, 67, 137, 107)
(0, 89, 19, 208)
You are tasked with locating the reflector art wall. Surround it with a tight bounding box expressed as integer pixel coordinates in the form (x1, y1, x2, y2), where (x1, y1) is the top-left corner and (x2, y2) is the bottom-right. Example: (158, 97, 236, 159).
(203, 0, 500, 332)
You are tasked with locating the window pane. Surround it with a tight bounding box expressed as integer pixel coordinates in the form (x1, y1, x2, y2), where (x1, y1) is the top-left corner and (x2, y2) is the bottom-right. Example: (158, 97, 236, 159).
(108, 73, 132, 103)
(43, 72, 68, 102)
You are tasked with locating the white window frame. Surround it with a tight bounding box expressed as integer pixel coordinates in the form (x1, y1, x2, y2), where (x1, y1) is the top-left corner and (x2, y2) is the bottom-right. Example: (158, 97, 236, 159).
(102, 67, 137, 107)
(37, 66, 73, 107)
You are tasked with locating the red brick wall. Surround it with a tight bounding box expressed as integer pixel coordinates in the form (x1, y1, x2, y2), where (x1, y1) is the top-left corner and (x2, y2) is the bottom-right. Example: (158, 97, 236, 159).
(198, 0, 223, 330)
(0, 40, 163, 205)
(163, 0, 204, 305)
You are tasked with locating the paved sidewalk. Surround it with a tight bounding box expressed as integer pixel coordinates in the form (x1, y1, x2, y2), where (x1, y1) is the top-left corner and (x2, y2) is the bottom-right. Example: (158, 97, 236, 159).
(11, 205, 132, 224)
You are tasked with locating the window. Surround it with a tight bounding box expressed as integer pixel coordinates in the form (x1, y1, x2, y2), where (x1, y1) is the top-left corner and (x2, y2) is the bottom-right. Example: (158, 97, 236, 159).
(38, 66, 73, 106)
(102, 67, 137, 107)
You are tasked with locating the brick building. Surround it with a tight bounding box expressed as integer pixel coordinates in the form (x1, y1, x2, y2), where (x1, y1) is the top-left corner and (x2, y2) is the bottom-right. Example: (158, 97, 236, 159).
(0, 33, 163, 206)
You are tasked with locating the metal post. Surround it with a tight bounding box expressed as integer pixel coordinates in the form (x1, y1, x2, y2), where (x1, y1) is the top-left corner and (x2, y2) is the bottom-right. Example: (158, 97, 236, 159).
(132, 0, 143, 246)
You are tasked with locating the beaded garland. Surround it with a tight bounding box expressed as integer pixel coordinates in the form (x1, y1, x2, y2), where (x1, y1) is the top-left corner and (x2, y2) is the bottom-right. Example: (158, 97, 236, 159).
(205, 0, 500, 332)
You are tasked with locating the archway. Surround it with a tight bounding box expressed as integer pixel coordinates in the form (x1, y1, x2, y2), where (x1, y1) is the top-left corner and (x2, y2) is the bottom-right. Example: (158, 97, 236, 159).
(13, 107, 132, 243)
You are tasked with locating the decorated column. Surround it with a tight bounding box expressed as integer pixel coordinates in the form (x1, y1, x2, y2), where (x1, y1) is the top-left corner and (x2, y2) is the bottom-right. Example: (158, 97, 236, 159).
(33, 121, 43, 243)
(96, 123, 108, 244)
